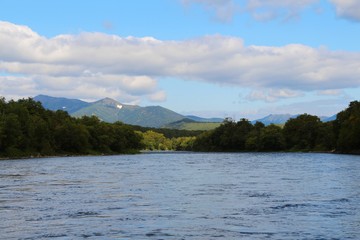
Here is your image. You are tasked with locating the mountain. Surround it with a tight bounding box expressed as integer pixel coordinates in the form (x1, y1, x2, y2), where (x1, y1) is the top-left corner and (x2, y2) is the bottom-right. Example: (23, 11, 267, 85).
(252, 114, 298, 126)
(322, 114, 337, 122)
(253, 113, 335, 125)
(34, 94, 91, 113)
(185, 115, 223, 123)
(71, 97, 185, 128)
(35, 95, 185, 128)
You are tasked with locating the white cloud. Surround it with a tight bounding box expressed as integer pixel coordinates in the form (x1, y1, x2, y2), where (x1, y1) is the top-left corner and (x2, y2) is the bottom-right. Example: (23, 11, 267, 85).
(330, 0, 360, 21)
(181, 0, 360, 22)
(1, 21, 360, 103)
(181, 0, 319, 22)
(247, 88, 303, 102)
(245, 0, 318, 21)
(181, 0, 237, 22)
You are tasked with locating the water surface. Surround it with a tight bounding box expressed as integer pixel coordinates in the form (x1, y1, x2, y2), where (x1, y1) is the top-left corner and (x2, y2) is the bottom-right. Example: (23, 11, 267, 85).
(0, 153, 359, 239)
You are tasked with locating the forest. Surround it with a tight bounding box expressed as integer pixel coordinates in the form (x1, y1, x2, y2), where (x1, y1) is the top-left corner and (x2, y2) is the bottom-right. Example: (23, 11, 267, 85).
(0, 97, 359, 158)
(0, 97, 143, 158)
(0, 97, 197, 158)
(193, 101, 360, 154)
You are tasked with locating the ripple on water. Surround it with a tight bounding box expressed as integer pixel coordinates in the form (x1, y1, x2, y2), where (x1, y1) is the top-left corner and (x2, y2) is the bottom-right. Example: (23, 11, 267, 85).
(67, 211, 101, 218)
(0, 153, 359, 239)
(145, 229, 175, 238)
(270, 203, 317, 210)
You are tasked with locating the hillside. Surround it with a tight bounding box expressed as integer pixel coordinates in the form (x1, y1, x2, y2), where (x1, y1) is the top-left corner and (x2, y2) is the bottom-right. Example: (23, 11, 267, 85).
(252, 114, 297, 126)
(71, 98, 184, 128)
(33, 95, 91, 113)
(35, 95, 185, 128)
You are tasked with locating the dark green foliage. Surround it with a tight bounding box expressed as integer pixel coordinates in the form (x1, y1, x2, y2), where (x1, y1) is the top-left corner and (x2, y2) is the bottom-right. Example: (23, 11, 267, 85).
(1, 97, 359, 156)
(193, 104, 360, 153)
(193, 118, 254, 151)
(258, 124, 285, 151)
(283, 114, 321, 151)
(0, 97, 144, 158)
(334, 101, 360, 153)
(54, 120, 90, 153)
(315, 121, 336, 151)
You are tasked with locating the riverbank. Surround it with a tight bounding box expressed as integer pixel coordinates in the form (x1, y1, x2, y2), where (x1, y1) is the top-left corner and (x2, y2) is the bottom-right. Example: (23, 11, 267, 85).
(3, 148, 359, 161)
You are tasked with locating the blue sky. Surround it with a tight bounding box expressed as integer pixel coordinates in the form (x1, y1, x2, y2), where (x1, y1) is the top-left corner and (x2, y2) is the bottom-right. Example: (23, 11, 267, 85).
(1, 0, 360, 119)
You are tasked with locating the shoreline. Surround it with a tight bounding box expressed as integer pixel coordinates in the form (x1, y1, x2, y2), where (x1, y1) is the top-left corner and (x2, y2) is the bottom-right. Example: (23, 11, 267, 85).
(1, 149, 359, 161)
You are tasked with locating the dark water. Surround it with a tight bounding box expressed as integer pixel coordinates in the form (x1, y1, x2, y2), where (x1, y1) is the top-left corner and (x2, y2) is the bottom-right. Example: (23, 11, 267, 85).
(0, 153, 359, 239)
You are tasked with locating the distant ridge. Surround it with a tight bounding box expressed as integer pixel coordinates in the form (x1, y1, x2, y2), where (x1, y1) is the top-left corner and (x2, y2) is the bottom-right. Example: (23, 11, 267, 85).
(34, 95, 90, 113)
(252, 114, 298, 126)
(322, 114, 336, 122)
(252, 113, 334, 125)
(34, 95, 184, 128)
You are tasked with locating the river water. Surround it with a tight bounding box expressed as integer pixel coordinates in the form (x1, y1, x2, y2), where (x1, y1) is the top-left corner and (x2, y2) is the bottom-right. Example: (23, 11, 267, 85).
(0, 152, 359, 239)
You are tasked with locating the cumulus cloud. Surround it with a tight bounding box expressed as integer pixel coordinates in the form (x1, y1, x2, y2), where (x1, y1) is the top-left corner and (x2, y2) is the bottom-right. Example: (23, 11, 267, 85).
(181, 0, 360, 22)
(1, 21, 360, 103)
(247, 88, 303, 102)
(181, 0, 237, 22)
(330, 0, 360, 21)
(245, 0, 318, 21)
(181, 0, 320, 22)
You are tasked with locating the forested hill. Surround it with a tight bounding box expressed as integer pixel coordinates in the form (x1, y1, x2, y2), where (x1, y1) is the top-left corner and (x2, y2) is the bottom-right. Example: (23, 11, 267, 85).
(0, 97, 144, 158)
(193, 101, 360, 154)
(0, 97, 203, 158)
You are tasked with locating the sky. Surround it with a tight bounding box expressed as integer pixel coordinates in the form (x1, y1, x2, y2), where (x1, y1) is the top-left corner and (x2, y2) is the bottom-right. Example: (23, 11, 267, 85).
(0, 0, 360, 120)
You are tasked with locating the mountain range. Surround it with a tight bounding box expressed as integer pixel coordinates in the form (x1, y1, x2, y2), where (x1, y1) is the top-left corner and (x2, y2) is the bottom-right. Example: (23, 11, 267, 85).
(251, 114, 336, 126)
(34, 95, 335, 129)
(34, 95, 223, 128)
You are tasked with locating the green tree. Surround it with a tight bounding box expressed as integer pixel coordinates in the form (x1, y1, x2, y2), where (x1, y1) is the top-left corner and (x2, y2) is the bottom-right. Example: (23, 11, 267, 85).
(1, 113, 23, 156)
(335, 101, 360, 153)
(245, 121, 265, 151)
(258, 124, 285, 151)
(172, 136, 196, 151)
(283, 114, 321, 151)
(192, 130, 215, 151)
(54, 120, 90, 154)
(141, 130, 171, 150)
(315, 121, 336, 151)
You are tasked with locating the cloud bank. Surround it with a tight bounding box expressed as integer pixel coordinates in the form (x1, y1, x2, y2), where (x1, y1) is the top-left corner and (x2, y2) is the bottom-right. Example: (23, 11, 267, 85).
(1, 21, 360, 102)
(182, 0, 360, 22)
(330, 0, 360, 21)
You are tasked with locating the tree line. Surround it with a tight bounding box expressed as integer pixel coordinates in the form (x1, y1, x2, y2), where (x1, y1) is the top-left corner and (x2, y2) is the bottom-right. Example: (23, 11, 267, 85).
(192, 101, 360, 154)
(1, 97, 359, 158)
(0, 97, 143, 158)
(0, 97, 199, 158)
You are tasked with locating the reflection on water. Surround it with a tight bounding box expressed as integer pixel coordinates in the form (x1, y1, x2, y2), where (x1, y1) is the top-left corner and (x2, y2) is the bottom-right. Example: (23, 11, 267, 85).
(0, 153, 359, 239)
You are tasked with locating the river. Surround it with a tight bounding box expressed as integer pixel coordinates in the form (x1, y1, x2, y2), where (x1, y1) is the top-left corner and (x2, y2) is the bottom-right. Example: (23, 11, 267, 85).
(0, 152, 359, 239)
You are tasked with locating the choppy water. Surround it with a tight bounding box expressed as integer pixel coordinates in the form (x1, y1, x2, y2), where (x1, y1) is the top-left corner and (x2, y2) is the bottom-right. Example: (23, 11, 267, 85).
(0, 152, 359, 239)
